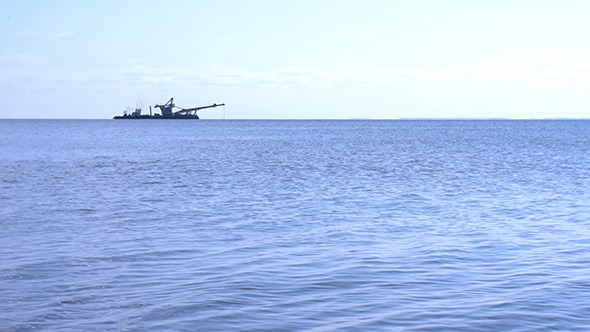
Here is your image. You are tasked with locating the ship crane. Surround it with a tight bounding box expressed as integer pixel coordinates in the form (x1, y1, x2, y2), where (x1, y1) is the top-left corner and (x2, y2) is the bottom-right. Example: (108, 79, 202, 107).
(174, 103, 226, 117)
(153, 97, 225, 118)
(153, 98, 177, 117)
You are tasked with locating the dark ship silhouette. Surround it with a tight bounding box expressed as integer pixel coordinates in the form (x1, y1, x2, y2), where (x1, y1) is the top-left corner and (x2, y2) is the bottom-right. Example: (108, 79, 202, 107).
(114, 98, 225, 119)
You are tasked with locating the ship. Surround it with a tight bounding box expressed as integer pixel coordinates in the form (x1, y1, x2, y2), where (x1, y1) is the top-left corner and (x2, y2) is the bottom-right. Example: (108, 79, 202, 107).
(114, 98, 225, 119)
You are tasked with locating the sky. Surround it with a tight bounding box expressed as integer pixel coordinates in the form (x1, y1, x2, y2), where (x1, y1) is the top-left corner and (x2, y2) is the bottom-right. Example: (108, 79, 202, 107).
(1, 0, 590, 119)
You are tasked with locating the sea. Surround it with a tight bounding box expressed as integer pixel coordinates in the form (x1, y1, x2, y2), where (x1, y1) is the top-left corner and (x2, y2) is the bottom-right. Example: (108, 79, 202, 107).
(1, 119, 589, 331)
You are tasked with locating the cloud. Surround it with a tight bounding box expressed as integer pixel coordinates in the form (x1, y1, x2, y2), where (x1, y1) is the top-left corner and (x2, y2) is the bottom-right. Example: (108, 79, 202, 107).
(100, 60, 590, 93)
(0, 54, 38, 63)
(4, 58, 590, 98)
(369, 59, 590, 91)
(56, 31, 75, 37)
(13, 30, 75, 38)
(13, 30, 40, 37)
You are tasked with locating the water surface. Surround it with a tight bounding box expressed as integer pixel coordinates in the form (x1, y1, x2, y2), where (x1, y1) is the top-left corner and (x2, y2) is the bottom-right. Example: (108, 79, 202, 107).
(1, 119, 589, 330)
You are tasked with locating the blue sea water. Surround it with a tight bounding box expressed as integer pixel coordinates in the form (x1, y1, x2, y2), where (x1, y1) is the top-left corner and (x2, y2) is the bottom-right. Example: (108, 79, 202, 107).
(1, 119, 589, 331)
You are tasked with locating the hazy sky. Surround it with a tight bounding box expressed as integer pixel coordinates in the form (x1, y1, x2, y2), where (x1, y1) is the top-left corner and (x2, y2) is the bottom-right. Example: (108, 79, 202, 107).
(2, 0, 590, 119)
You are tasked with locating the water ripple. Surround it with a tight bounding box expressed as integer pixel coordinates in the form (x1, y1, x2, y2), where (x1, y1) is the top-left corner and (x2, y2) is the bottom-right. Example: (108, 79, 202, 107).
(1, 119, 589, 330)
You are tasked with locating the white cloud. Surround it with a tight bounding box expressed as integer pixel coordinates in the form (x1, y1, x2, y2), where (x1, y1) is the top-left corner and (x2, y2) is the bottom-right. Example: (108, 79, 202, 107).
(56, 31, 75, 38)
(4, 58, 590, 104)
(366, 59, 590, 91)
(0, 54, 38, 63)
(13, 30, 41, 37)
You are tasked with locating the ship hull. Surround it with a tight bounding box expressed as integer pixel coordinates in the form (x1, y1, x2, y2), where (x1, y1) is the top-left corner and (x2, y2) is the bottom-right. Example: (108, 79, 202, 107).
(113, 115, 200, 119)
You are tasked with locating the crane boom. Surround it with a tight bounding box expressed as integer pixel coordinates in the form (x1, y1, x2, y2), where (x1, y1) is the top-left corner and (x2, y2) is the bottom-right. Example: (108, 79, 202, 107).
(174, 103, 225, 115)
